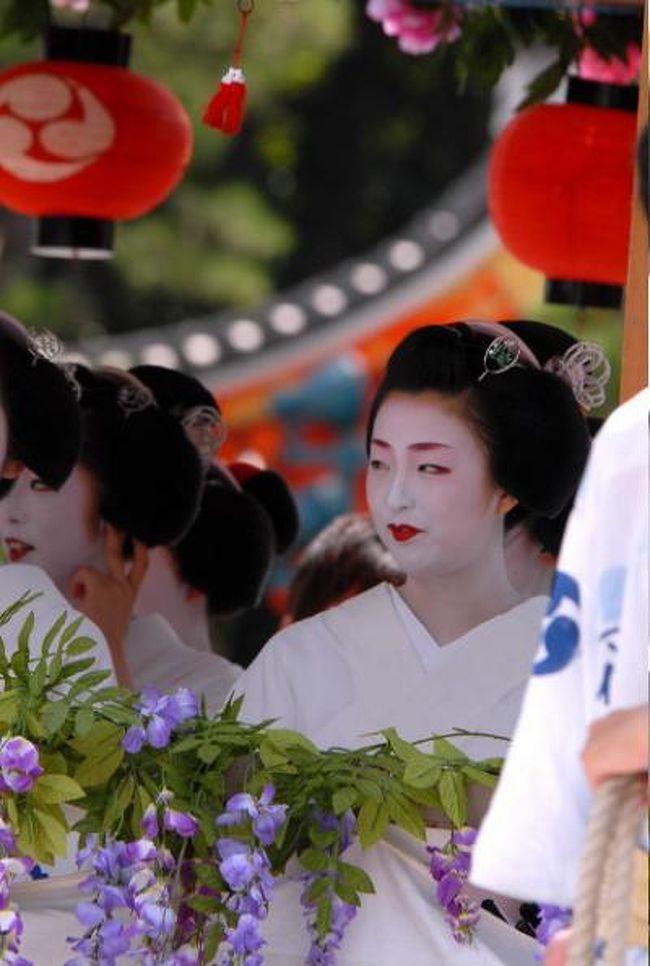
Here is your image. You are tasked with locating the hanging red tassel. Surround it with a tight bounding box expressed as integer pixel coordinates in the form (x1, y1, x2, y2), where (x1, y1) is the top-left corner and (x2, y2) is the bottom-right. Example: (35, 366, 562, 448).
(202, 2, 252, 135)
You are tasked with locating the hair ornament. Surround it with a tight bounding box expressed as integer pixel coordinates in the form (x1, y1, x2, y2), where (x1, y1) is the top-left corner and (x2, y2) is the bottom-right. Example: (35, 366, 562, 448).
(181, 405, 227, 470)
(478, 335, 522, 382)
(544, 341, 611, 412)
(117, 383, 154, 418)
(60, 362, 83, 401)
(28, 328, 62, 366)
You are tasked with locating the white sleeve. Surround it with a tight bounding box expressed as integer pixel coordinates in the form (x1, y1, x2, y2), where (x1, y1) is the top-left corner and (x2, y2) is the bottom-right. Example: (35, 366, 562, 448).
(125, 614, 241, 714)
(0, 563, 116, 682)
(470, 459, 600, 906)
(234, 615, 354, 738)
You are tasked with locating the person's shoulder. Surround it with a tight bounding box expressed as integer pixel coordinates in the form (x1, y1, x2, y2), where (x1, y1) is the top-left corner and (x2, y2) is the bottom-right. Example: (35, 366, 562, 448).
(0, 562, 58, 605)
(592, 389, 648, 459)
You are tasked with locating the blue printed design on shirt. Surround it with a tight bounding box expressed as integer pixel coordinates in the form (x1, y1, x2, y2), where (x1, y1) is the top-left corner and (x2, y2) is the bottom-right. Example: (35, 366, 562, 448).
(595, 566, 625, 705)
(533, 571, 581, 676)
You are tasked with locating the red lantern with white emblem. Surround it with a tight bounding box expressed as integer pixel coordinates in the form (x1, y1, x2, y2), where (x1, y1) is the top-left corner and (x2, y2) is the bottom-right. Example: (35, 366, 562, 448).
(0, 28, 193, 258)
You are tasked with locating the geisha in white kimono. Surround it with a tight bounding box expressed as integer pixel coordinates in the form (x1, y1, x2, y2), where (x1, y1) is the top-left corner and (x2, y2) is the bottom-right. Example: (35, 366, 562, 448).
(236, 320, 598, 965)
(130, 364, 299, 672)
(0, 364, 242, 714)
(0, 314, 118, 962)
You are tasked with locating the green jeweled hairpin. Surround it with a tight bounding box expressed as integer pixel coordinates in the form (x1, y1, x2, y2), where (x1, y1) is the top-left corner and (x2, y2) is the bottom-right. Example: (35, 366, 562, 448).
(478, 336, 521, 382)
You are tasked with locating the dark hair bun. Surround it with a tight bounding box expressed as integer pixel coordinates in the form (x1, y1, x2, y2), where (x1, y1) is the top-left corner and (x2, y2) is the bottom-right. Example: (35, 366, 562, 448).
(75, 366, 203, 546)
(229, 463, 300, 554)
(174, 464, 276, 615)
(0, 313, 81, 491)
(130, 365, 220, 418)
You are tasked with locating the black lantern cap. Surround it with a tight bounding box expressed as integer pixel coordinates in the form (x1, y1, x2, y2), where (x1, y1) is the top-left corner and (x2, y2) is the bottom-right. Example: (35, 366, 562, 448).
(545, 278, 623, 310)
(32, 216, 115, 260)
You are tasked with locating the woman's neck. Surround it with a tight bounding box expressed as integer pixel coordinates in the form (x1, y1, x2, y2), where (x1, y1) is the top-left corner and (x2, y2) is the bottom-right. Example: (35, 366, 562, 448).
(397, 548, 522, 646)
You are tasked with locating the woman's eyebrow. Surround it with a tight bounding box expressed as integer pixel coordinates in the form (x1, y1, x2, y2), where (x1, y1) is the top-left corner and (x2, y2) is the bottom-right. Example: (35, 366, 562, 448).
(409, 442, 452, 451)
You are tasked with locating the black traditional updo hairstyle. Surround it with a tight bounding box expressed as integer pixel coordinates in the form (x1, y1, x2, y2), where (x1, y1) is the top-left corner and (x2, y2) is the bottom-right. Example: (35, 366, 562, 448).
(131, 365, 300, 616)
(73, 365, 203, 547)
(366, 322, 591, 521)
(0, 312, 81, 496)
(499, 319, 605, 553)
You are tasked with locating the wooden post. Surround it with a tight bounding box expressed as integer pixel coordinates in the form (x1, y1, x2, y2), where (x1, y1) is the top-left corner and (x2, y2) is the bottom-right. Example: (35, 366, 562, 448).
(620, 8, 648, 401)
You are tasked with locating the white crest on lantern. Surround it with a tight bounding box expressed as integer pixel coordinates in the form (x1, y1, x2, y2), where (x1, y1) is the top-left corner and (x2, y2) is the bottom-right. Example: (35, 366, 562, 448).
(0, 73, 115, 183)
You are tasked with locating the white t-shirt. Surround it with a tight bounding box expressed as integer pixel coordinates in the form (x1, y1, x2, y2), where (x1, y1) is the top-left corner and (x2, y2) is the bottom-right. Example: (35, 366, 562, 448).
(471, 389, 649, 906)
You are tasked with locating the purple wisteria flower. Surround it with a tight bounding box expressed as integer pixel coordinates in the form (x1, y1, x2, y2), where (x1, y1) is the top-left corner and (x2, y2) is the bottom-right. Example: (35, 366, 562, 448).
(215, 786, 287, 965)
(217, 784, 287, 847)
(535, 904, 572, 960)
(164, 808, 199, 839)
(122, 686, 199, 753)
(0, 853, 34, 966)
(300, 810, 358, 965)
(427, 826, 480, 944)
(0, 738, 43, 794)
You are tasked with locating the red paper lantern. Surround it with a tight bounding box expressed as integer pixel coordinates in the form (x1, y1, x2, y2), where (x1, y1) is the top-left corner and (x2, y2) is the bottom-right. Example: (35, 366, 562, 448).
(489, 88, 637, 299)
(0, 28, 192, 257)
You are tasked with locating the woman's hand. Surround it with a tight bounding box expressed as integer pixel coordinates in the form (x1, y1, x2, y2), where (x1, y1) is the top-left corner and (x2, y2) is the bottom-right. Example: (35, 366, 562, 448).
(544, 928, 571, 966)
(68, 524, 148, 687)
(581, 706, 649, 790)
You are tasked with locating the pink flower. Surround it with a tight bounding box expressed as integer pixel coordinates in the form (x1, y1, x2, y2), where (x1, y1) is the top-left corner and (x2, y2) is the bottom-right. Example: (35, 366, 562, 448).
(50, 0, 91, 11)
(366, 0, 461, 56)
(578, 42, 641, 85)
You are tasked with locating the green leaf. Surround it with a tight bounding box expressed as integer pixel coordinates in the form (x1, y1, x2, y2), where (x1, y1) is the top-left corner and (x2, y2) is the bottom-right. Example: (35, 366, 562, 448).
(75, 707, 95, 737)
(316, 895, 332, 939)
(462, 765, 499, 789)
(40, 611, 68, 656)
(65, 637, 98, 658)
(197, 742, 221, 765)
(11, 611, 35, 678)
(385, 792, 425, 840)
(438, 771, 467, 827)
(75, 746, 124, 787)
(0, 690, 20, 727)
(33, 805, 69, 858)
(381, 727, 430, 764)
(299, 848, 330, 873)
(336, 860, 375, 894)
(331, 787, 357, 815)
(41, 699, 70, 737)
(177, 0, 199, 23)
(32, 773, 85, 804)
(266, 728, 318, 755)
(305, 875, 331, 903)
(333, 880, 361, 906)
(433, 737, 468, 762)
(67, 670, 112, 699)
(403, 758, 442, 790)
(60, 616, 84, 648)
(357, 799, 389, 850)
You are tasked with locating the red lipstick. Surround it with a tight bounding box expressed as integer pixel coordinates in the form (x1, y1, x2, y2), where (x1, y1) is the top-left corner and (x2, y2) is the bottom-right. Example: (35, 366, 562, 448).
(388, 524, 423, 543)
(4, 539, 34, 563)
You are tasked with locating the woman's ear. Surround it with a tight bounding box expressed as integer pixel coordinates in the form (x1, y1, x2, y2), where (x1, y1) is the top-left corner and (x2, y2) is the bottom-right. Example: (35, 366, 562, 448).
(497, 492, 518, 516)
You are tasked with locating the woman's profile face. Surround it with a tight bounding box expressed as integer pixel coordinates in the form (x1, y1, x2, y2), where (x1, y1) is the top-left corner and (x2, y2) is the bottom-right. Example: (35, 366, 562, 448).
(366, 391, 507, 580)
(0, 464, 103, 592)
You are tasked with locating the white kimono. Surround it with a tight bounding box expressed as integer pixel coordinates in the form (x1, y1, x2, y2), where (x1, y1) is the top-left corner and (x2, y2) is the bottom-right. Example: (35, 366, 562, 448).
(125, 615, 241, 714)
(236, 582, 548, 964)
(0, 564, 115, 964)
(471, 389, 649, 908)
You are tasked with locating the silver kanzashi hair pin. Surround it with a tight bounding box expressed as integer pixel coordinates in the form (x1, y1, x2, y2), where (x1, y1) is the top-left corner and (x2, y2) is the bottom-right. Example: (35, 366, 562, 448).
(181, 405, 227, 470)
(117, 384, 153, 418)
(60, 363, 82, 401)
(478, 336, 521, 382)
(545, 342, 611, 412)
(28, 328, 62, 366)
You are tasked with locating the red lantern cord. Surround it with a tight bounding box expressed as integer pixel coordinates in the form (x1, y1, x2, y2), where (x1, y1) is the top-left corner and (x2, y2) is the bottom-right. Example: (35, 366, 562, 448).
(202, 0, 252, 135)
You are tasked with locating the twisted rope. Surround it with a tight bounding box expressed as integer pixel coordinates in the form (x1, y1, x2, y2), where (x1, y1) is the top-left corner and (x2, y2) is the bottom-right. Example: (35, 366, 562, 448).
(568, 775, 642, 966)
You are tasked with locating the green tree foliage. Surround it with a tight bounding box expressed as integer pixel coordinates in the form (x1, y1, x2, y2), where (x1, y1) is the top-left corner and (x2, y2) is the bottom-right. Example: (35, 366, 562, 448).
(0, 0, 489, 336)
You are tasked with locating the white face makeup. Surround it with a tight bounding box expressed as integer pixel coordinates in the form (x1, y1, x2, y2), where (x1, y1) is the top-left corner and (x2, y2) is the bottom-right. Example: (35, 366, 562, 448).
(366, 391, 507, 580)
(0, 465, 103, 592)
